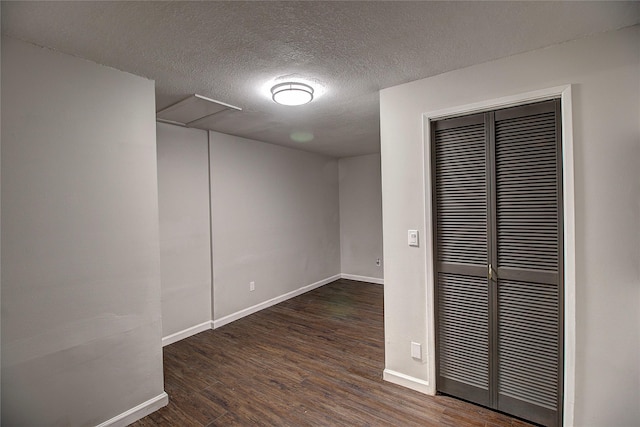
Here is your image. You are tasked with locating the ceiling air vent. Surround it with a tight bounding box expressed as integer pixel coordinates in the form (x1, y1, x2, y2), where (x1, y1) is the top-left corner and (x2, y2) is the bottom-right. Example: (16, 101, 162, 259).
(156, 94, 241, 128)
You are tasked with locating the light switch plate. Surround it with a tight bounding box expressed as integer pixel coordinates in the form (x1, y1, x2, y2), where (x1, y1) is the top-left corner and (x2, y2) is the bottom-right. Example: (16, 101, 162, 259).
(408, 230, 419, 247)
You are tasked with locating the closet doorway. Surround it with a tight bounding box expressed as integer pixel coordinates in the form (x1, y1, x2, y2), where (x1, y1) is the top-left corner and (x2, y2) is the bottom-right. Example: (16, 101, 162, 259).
(431, 99, 563, 427)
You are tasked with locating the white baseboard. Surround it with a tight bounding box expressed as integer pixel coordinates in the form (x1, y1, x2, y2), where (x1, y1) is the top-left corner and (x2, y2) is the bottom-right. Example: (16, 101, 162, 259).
(383, 369, 432, 395)
(162, 320, 213, 347)
(213, 274, 341, 329)
(95, 392, 168, 427)
(341, 273, 384, 285)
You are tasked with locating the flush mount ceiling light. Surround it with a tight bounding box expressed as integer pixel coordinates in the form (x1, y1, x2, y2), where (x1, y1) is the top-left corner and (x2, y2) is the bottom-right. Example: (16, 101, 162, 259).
(271, 82, 314, 106)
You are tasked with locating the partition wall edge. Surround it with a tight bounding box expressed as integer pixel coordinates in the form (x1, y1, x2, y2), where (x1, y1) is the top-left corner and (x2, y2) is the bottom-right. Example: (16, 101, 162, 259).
(421, 85, 575, 426)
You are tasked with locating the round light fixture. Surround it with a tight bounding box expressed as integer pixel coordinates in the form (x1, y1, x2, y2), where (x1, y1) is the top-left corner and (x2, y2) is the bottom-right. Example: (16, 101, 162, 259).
(271, 82, 314, 106)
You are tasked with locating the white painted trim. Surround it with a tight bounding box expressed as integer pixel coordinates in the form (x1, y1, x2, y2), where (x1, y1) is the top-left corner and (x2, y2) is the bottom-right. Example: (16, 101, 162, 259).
(421, 112, 437, 396)
(383, 369, 431, 394)
(340, 274, 384, 285)
(162, 274, 345, 346)
(421, 85, 576, 426)
(95, 392, 168, 427)
(559, 86, 576, 427)
(162, 320, 213, 347)
(212, 274, 341, 329)
(423, 85, 573, 121)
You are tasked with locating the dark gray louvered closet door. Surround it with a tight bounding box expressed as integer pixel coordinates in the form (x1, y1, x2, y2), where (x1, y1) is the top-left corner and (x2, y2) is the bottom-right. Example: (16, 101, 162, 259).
(493, 101, 563, 426)
(433, 100, 563, 427)
(433, 113, 491, 407)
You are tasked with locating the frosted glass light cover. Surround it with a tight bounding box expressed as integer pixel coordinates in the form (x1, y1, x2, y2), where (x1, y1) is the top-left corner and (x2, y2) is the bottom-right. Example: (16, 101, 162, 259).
(271, 82, 314, 106)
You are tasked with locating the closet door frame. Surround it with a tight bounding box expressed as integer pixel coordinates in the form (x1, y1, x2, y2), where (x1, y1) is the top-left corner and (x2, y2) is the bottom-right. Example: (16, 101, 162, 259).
(422, 85, 575, 426)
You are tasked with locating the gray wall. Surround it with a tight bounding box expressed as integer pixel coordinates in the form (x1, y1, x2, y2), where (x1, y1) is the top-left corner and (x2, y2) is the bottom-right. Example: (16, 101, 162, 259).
(156, 123, 212, 338)
(338, 154, 384, 281)
(1, 37, 165, 425)
(209, 131, 340, 320)
(379, 26, 639, 426)
(156, 125, 386, 335)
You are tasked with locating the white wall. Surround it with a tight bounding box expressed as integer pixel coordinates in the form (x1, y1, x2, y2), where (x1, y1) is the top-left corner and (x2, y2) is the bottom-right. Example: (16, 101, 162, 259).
(1, 37, 165, 425)
(209, 131, 340, 322)
(156, 124, 348, 338)
(156, 123, 212, 339)
(379, 25, 639, 426)
(338, 154, 384, 282)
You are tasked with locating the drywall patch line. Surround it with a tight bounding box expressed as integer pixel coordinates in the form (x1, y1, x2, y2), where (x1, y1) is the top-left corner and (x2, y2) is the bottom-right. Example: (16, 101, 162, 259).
(383, 369, 431, 394)
(213, 274, 341, 329)
(162, 321, 213, 347)
(95, 392, 168, 427)
(341, 274, 384, 285)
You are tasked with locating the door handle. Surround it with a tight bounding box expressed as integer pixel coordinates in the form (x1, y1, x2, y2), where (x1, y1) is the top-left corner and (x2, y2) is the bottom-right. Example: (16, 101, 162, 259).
(488, 264, 498, 281)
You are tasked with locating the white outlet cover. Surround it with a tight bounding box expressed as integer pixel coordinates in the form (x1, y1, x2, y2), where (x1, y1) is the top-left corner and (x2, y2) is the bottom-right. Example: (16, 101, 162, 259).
(408, 230, 419, 247)
(411, 341, 422, 360)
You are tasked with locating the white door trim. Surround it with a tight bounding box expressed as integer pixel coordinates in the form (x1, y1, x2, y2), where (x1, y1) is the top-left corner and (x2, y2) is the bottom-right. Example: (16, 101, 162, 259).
(421, 85, 575, 427)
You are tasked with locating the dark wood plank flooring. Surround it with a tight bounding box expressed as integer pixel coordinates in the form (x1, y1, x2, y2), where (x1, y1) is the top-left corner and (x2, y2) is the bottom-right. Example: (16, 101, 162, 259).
(132, 279, 533, 426)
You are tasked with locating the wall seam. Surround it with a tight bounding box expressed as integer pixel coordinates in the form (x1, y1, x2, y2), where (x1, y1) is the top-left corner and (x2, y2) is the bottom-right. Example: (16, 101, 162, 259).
(207, 131, 215, 323)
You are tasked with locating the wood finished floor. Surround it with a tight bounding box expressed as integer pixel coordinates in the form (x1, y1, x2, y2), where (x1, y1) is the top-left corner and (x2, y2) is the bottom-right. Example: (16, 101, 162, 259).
(132, 279, 533, 426)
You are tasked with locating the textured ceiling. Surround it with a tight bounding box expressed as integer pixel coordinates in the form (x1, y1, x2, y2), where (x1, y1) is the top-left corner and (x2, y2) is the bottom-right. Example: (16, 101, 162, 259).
(2, 1, 639, 157)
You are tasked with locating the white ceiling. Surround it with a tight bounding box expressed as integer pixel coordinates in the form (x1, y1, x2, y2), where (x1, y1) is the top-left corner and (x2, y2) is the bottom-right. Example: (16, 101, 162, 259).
(2, 1, 639, 157)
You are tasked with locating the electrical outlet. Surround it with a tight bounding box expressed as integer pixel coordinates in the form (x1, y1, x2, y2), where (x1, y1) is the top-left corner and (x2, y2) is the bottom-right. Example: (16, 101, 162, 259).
(376, 258, 381, 266)
(250, 281, 255, 292)
(411, 342, 422, 360)
(408, 230, 419, 247)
